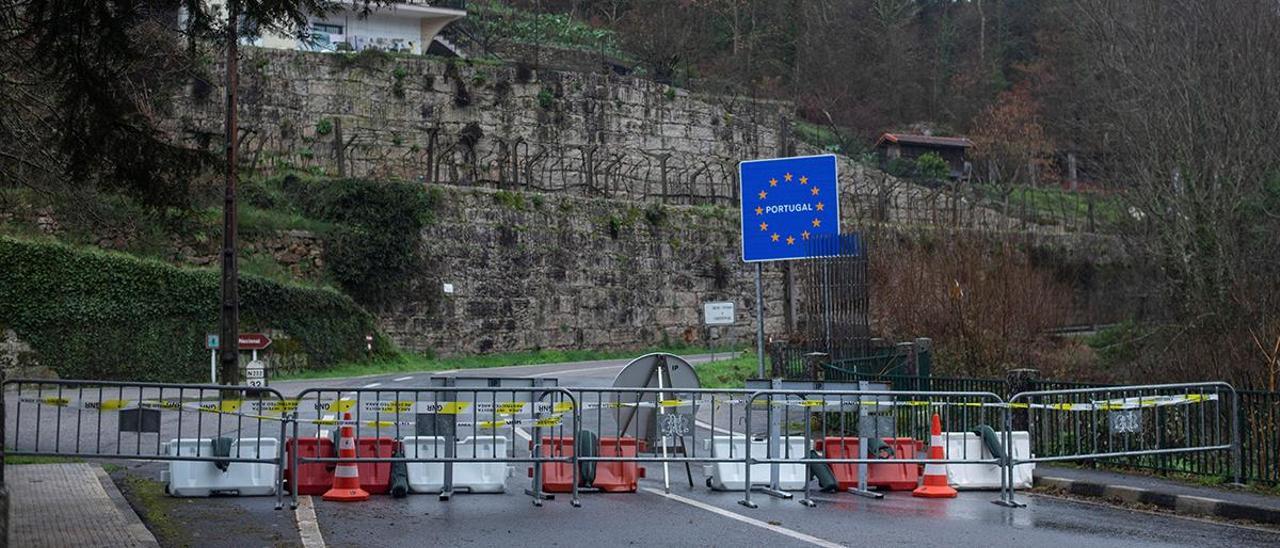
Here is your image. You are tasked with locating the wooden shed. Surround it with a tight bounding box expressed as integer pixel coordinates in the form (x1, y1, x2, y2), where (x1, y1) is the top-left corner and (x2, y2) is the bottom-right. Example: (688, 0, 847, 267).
(875, 133, 973, 178)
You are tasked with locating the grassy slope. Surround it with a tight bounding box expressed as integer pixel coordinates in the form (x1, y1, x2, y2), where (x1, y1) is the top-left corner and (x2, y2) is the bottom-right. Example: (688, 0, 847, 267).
(278, 344, 741, 380)
(692, 352, 758, 388)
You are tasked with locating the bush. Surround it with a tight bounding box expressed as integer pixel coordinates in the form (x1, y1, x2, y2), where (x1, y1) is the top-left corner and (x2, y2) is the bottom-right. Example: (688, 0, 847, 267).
(0, 237, 394, 382)
(915, 152, 950, 180)
(884, 157, 915, 178)
(280, 176, 436, 303)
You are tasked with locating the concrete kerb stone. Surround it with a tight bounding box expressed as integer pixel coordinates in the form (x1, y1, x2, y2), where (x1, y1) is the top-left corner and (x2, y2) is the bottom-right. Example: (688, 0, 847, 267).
(1034, 475, 1280, 526)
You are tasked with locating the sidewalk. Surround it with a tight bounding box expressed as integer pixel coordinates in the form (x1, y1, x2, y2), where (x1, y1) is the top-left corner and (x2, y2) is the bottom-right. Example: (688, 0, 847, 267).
(8, 463, 159, 547)
(1034, 465, 1280, 525)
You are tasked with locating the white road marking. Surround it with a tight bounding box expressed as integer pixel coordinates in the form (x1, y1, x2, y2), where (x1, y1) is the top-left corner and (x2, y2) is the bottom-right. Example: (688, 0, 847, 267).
(393, 376, 413, 382)
(695, 419, 737, 436)
(529, 364, 628, 378)
(362, 382, 382, 388)
(641, 488, 844, 548)
(295, 495, 326, 548)
(513, 427, 532, 441)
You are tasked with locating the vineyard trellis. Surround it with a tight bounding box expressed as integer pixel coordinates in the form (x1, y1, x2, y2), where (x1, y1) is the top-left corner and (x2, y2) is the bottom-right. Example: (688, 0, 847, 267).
(244, 125, 1112, 234)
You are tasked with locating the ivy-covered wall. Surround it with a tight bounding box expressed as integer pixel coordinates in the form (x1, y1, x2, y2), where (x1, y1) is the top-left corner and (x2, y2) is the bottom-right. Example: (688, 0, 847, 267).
(0, 237, 393, 381)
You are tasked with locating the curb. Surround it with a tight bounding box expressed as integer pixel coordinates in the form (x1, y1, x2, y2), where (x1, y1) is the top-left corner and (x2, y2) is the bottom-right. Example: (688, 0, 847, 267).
(1035, 476, 1280, 526)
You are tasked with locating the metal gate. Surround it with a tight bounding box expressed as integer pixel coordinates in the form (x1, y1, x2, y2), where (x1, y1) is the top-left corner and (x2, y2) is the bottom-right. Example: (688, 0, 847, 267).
(797, 233, 871, 359)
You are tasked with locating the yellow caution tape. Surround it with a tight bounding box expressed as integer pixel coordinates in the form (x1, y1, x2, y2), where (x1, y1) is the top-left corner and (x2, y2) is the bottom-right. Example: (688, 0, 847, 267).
(16, 391, 1220, 422)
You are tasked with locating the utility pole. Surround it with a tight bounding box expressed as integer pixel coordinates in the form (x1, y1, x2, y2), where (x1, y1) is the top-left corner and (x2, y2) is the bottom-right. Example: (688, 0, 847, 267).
(219, 0, 241, 386)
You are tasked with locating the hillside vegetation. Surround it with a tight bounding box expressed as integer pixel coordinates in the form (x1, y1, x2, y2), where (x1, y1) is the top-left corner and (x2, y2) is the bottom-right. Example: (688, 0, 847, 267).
(0, 236, 392, 382)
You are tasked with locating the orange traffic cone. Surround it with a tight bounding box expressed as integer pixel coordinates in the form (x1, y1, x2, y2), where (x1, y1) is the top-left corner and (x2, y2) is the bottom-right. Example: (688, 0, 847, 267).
(913, 413, 957, 498)
(323, 412, 370, 502)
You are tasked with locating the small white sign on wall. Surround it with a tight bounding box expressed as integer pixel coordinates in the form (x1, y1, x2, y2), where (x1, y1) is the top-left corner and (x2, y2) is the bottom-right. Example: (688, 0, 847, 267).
(443, 283, 455, 294)
(704, 301, 735, 325)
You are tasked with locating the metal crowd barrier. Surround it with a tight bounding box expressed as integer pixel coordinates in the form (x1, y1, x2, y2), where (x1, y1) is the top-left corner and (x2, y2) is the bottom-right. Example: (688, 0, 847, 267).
(288, 385, 580, 508)
(3, 379, 291, 509)
(741, 388, 1008, 508)
(2, 377, 1243, 513)
(1003, 382, 1240, 506)
(569, 387, 756, 493)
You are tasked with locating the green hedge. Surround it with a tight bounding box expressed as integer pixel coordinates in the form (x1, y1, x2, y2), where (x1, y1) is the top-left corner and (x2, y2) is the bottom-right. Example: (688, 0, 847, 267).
(0, 237, 394, 382)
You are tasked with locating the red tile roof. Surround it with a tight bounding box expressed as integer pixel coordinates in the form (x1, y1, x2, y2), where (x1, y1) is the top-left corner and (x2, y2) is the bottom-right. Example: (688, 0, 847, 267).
(877, 133, 973, 148)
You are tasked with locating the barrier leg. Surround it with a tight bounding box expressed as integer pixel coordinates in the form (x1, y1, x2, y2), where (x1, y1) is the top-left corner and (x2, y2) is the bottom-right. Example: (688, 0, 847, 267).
(289, 420, 299, 510)
(992, 409, 1024, 508)
(524, 427, 554, 506)
(440, 431, 456, 501)
(846, 437, 883, 499)
(738, 405, 757, 509)
(275, 419, 287, 510)
(570, 412, 581, 508)
(798, 408, 816, 508)
(755, 393, 792, 501)
(738, 457, 758, 509)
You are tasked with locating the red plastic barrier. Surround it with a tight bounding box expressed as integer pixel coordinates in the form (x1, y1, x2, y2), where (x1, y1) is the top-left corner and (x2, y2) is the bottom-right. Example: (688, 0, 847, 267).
(286, 437, 397, 495)
(529, 436, 642, 493)
(594, 437, 641, 492)
(814, 437, 921, 491)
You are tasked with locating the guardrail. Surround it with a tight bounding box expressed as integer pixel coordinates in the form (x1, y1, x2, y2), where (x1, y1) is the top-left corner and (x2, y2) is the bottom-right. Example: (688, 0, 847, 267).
(569, 387, 755, 495)
(3, 379, 291, 508)
(1004, 382, 1239, 506)
(741, 388, 1008, 507)
(4, 377, 1247, 511)
(288, 385, 580, 508)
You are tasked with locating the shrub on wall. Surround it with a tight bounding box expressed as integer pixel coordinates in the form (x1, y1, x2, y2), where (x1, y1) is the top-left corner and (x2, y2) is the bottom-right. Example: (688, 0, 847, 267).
(279, 175, 436, 304)
(0, 237, 394, 382)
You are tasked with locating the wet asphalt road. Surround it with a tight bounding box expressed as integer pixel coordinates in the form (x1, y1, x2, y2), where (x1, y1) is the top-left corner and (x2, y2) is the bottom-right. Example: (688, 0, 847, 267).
(308, 475, 1280, 548)
(280, 356, 1279, 547)
(10, 354, 1280, 547)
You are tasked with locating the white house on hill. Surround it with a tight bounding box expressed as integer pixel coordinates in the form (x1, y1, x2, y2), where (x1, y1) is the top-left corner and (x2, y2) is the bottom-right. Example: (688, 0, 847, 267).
(198, 1, 467, 56)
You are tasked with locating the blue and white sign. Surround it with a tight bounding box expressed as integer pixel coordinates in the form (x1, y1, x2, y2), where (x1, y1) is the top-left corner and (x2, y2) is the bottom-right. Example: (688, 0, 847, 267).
(739, 154, 840, 262)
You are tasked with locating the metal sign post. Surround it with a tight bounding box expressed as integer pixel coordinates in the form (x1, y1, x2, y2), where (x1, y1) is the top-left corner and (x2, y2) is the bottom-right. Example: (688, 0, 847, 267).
(205, 334, 220, 384)
(755, 265, 765, 377)
(739, 154, 840, 377)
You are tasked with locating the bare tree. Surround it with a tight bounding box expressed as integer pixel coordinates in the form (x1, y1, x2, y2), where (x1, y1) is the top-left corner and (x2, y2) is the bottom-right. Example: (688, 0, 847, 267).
(1060, 0, 1280, 385)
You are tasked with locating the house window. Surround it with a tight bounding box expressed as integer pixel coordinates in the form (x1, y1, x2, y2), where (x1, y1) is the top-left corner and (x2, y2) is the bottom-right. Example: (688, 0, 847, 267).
(312, 23, 343, 35)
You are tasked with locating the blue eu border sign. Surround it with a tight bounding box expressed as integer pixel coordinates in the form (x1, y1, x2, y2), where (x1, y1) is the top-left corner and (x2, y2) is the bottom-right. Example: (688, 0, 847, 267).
(739, 154, 840, 262)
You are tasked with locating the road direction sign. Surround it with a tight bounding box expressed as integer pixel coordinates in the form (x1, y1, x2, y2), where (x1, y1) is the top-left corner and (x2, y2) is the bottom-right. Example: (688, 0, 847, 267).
(244, 360, 266, 388)
(703, 302, 735, 325)
(739, 154, 840, 262)
(237, 333, 272, 350)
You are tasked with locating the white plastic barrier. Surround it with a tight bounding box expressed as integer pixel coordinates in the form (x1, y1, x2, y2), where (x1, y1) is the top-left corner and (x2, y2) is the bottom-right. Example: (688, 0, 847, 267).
(404, 436, 511, 494)
(162, 438, 278, 497)
(702, 436, 808, 491)
(944, 431, 1034, 490)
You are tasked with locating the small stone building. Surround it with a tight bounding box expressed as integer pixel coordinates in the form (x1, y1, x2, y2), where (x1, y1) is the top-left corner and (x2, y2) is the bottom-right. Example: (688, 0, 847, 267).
(875, 133, 973, 178)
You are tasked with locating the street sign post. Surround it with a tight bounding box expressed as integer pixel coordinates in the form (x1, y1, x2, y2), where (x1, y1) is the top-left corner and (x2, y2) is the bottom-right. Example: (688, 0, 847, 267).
(738, 154, 840, 376)
(205, 333, 272, 385)
(205, 334, 220, 384)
